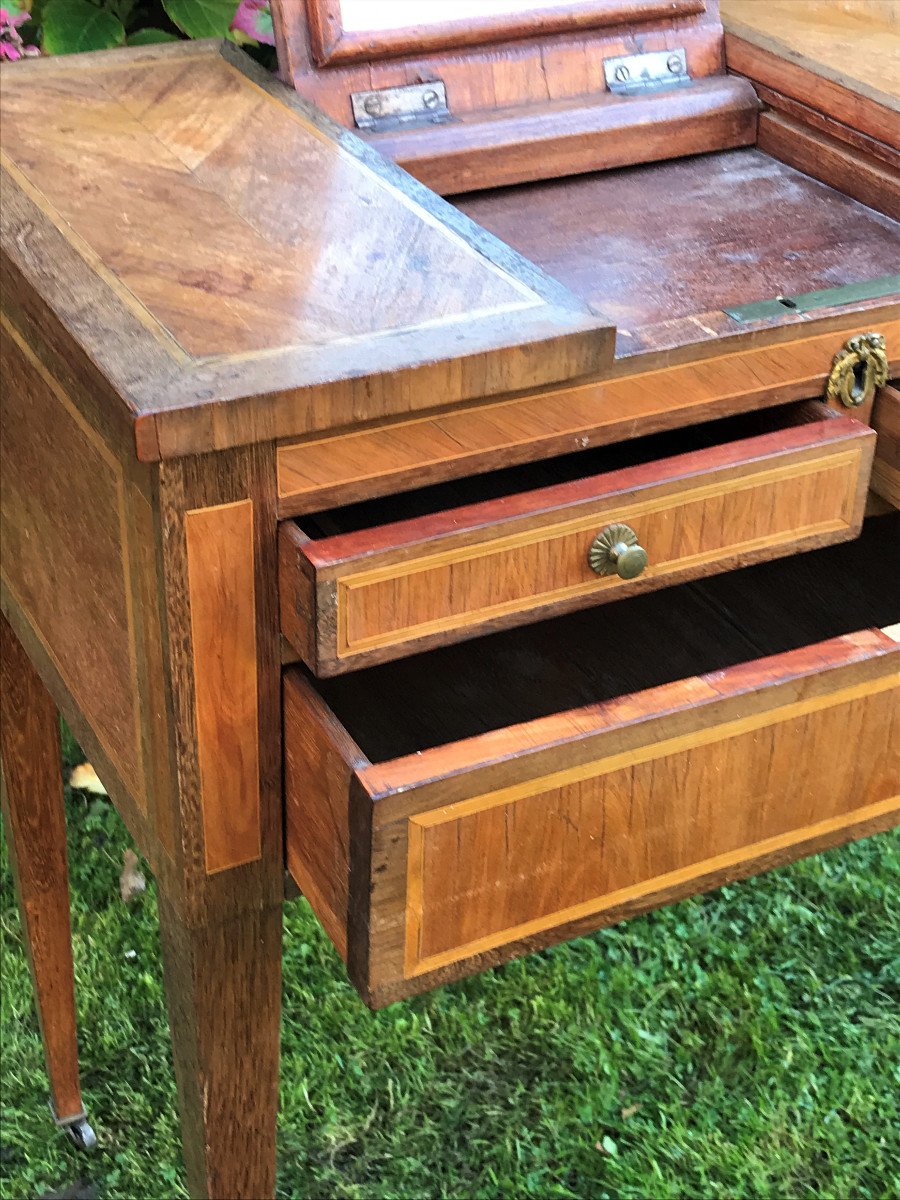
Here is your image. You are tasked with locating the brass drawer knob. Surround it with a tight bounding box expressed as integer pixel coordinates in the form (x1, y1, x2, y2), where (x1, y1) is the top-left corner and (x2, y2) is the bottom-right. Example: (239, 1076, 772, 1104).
(826, 332, 888, 408)
(589, 523, 648, 579)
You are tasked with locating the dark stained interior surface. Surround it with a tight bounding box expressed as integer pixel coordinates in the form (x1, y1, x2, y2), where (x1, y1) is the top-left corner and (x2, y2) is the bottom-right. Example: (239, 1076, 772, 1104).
(454, 149, 900, 336)
(299, 402, 816, 539)
(310, 515, 900, 762)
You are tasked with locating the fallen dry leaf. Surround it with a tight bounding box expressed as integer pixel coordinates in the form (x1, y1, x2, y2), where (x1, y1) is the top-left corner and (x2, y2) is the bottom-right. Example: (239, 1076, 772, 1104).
(621, 1104, 641, 1120)
(69, 762, 107, 796)
(119, 848, 146, 904)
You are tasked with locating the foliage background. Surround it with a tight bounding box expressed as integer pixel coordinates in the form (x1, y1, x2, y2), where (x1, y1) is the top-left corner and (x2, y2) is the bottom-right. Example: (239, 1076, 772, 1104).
(1, 729, 899, 1199)
(2, 0, 275, 64)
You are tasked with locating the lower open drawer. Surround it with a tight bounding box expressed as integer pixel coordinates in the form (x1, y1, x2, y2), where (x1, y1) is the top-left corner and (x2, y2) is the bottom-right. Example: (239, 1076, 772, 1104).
(284, 516, 899, 1007)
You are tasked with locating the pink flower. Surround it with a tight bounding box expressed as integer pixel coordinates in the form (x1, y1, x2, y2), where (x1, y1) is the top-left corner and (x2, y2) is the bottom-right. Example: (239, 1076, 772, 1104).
(230, 0, 275, 45)
(0, 6, 39, 60)
(0, 8, 29, 28)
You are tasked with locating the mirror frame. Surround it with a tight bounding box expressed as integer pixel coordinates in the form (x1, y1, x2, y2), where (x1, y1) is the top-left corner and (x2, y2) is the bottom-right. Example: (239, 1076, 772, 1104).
(306, 0, 707, 67)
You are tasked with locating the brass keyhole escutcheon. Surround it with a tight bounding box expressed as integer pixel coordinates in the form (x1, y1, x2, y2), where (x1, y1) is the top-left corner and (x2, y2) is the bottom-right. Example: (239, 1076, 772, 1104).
(826, 332, 889, 408)
(589, 523, 649, 580)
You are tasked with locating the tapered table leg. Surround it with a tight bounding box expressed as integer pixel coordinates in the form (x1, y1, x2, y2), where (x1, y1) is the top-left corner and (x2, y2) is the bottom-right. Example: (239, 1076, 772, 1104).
(0, 614, 93, 1147)
(159, 896, 282, 1199)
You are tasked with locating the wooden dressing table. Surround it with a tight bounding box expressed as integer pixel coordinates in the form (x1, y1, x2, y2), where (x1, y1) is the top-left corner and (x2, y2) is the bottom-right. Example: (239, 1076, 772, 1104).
(1, 1, 898, 1195)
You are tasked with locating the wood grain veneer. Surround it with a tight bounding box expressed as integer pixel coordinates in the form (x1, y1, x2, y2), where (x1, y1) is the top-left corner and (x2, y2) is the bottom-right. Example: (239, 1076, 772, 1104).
(274, 0, 754, 194)
(757, 111, 900, 221)
(4, 13, 900, 1192)
(402, 650, 896, 978)
(276, 0, 726, 124)
(722, 0, 899, 148)
(455, 149, 900, 329)
(0, 316, 144, 800)
(750, 82, 900, 173)
(184, 500, 261, 874)
(283, 674, 367, 956)
(151, 441, 286, 1198)
(306, 0, 707, 66)
(367, 76, 758, 194)
(284, 518, 900, 1004)
(0, 40, 612, 463)
(722, 1, 900, 219)
(280, 404, 874, 673)
(276, 316, 900, 515)
(872, 383, 900, 508)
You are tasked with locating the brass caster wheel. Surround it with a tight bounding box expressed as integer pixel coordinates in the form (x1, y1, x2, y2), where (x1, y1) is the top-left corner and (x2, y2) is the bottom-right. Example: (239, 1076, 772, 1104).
(65, 1118, 97, 1152)
(50, 1103, 98, 1152)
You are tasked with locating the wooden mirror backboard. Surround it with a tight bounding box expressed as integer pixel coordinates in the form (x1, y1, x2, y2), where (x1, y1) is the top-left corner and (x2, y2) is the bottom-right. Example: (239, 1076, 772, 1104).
(272, 0, 760, 192)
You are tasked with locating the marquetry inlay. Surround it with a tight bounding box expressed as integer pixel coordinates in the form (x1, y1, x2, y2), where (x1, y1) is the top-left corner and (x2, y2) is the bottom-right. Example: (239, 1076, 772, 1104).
(184, 498, 261, 874)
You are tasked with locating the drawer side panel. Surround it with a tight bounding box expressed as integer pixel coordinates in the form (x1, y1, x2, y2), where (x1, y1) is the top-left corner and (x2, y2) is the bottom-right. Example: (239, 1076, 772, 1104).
(284, 673, 368, 959)
(872, 383, 900, 509)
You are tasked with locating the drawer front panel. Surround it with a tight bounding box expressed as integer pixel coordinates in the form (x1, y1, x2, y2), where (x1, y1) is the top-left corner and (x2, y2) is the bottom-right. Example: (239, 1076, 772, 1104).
(283, 412, 875, 674)
(358, 632, 899, 1004)
(404, 671, 897, 976)
(339, 451, 859, 656)
(275, 317, 900, 518)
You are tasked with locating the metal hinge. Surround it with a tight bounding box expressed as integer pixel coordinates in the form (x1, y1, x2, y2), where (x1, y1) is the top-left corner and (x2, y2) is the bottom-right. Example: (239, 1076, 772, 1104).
(604, 48, 691, 96)
(351, 80, 450, 132)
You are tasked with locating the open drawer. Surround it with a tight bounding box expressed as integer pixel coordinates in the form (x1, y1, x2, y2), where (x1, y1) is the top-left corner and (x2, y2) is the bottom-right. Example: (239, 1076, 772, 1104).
(280, 401, 874, 675)
(284, 515, 899, 1008)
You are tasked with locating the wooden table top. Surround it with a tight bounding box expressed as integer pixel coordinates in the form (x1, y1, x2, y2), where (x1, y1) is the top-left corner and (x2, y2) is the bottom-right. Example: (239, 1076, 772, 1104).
(0, 40, 612, 461)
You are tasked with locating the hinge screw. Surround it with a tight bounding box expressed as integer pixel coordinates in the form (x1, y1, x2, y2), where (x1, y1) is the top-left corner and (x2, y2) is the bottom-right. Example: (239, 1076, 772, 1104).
(422, 89, 440, 109)
(667, 53, 684, 74)
(613, 65, 630, 82)
(363, 95, 383, 116)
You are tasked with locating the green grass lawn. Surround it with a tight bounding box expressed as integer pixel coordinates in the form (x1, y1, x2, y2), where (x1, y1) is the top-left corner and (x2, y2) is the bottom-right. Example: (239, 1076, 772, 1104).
(1, 730, 898, 1200)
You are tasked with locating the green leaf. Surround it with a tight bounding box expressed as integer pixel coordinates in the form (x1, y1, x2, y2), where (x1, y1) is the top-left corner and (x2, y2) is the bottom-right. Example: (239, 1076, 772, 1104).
(42, 0, 126, 54)
(162, 0, 235, 39)
(126, 27, 180, 45)
(22, 0, 46, 34)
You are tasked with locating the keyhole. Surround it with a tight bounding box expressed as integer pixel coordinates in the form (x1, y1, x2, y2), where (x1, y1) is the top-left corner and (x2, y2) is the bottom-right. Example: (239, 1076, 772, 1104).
(851, 358, 868, 403)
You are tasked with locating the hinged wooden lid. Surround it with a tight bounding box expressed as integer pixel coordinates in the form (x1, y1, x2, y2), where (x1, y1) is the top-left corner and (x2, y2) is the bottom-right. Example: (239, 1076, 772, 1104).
(273, 0, 760, 193)
(0, 40, 613, 461)
(722, 0, 900, 148)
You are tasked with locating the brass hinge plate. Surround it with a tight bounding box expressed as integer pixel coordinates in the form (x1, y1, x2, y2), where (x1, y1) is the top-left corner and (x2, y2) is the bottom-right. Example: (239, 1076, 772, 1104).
(351, 81, 450, 132)
(603, 48, 691, 96)
(724, 274, 900, 323)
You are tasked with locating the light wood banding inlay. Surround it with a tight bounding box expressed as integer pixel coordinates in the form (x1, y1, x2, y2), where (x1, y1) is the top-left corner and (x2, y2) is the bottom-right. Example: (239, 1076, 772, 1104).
(276, 317, 900, 515)
(404, 669, 899, 976)
(0, 318, 144, 799)
(281, 412, 874, 672)
(185, 499, 261, 874)
(336, 449, 865, 658)
(1, 43, 613, 462)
